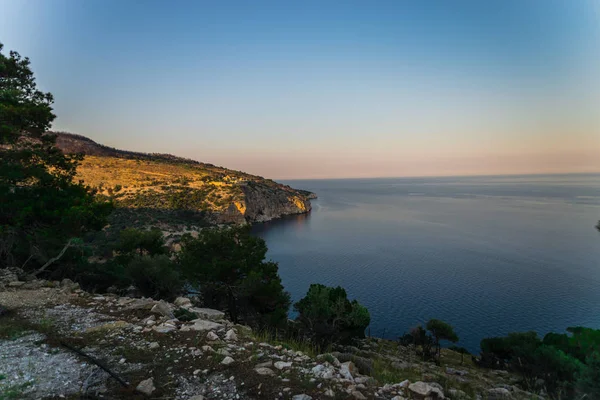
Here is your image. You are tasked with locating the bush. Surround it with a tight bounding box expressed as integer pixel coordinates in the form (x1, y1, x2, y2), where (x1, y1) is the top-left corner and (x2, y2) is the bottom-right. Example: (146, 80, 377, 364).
(426, 319, 459, 359)
(116, 228, 167, 262)
(126, 255, 182, 300)
(293, 283, 370, 345)
(178, 226, 290, 328)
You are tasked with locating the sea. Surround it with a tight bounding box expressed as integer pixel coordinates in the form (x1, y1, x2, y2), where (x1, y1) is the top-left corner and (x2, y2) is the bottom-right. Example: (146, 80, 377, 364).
(252, 174, 600, 353)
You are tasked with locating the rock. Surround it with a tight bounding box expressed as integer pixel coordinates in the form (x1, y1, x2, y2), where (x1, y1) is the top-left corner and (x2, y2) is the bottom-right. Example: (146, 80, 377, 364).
(188, 396, 205, 400)
(256, 360, 273, 368)
(340, 361, 356, 380)
(85, 321, 131, 333)
(189, 319, 224, 332)
(225, 329, 238, 341)
(446, 367, 468, 376)
(408, 381, 444, 399)
(312, 364, 335, 379)
(123, 298, 156, 310)
(22, 280, 46, 290)
(188, 307, 225, 321)
(391, 397, 407, 400)
(487, 388, 512, 399)
(274, 361, 292, 370)
(201, 345, 215, 353)
(206, 331, 220, 341)
(324, 389, 335, 397)
(136, 378, 155, 396)
(8, 281, 25, 288)
(255, 367, 275, 376)
(148, 342, 160, 350)
(152, 322, 177, 333)
(174, 296, 192, 308)
(448, 388, 467, 398)
(292, 395, 312, 400)
(60, 278, 80, 291)
(151, 300, 175, 319)
(352, 391, 367, 399)
(221, 356, 235, 365)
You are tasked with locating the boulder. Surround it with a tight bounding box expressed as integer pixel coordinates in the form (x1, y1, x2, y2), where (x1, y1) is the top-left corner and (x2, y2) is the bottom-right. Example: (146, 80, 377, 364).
(274, 361, 293, 370)
(188, 307, 225, 321)
(408, 381, 445, 399)
(225, 329, 238, 341)
(206, 331, 220, 341)
(352, 391, 367, 399)
(340, 361, 357, 381)
(292, 395, 312, 400)
(151, 300, 175, 319)
(174, 296, 192, 308)
(255, 367, 275, 376)
(221, 356, 235, 365)
(189, 319, 223, 332)
(136, 378, 155, 396)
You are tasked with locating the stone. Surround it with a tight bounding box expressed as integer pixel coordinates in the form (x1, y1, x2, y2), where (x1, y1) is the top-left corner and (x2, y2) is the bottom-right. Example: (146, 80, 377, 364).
(352, 391, 367, 399)
(60, 278, 79, 291)
(151, 300, 175, 319)
(225, 329, 238, 341)
(274, 361, 293, 370)
(136, 378, 155, 396)
(206, 331, 220, 341)
(255, 367, 275, 376)
(152, 323, 177, 333)
(85, 321, 130, 333)
(324, 389, 335, 397)
(312, 364, 335, 380)
(148, 342, 160, 350)
(189, 319, 224, 332)
(487, 388, 512, 399)
(340, 361, 356, 380)
(446, 367, 468, 376)
(408, 381, 445, 399)
(188, 396, 205, 400)
(391, 397, 407, 400)
(221, 356, 235, 365)
(201, 345, 215, 353)
(292, 395, 312, 400)
(188, 307, 225, 321)
(174, 296, 192, 308)
(123, 298, 156, 311)
(8, 281, 25, 288)
(256, 360, 273, 368)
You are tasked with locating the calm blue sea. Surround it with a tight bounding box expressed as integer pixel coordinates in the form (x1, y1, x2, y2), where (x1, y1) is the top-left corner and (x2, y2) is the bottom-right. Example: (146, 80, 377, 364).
(252, 174, 600, 353)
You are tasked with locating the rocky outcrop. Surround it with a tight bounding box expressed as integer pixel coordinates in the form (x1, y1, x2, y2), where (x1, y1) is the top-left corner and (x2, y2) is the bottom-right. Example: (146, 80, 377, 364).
(238, 181, 312, 223)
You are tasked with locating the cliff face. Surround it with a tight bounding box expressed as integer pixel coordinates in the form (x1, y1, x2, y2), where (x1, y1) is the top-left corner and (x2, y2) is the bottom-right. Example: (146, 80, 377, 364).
(53, 132, 314, 225)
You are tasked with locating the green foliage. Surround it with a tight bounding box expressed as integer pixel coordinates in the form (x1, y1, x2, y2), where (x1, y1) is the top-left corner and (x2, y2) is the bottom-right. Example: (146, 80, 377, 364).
(125, 255, 182, 300)
(0, 43, 111, 271)
(116, 228, 167, 261)
(578, 352, 600, 399)
(480, 327, 600, 398)
(426, 319, 459, 359)
(293, 283, 370, 345)
(173, 307, 198, 322)
(178, 226, 290, 328)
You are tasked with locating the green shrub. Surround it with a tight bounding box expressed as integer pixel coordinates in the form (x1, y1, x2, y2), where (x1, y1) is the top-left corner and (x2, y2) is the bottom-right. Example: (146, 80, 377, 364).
(426, 319, 459, 359)
(174, 307, 198, 322)
(116, 227, 167, 262)
(178, 226, 290, 328)
(293, 283, 370, 345)
(126, 255, 182, 300)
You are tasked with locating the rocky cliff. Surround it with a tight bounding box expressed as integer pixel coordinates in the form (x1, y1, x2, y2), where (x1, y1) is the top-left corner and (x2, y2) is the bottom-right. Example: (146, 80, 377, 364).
(53, 132, 314, 225)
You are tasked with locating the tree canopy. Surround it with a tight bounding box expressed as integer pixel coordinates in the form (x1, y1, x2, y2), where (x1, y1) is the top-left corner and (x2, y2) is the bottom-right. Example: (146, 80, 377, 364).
(0, 43, 111, 272)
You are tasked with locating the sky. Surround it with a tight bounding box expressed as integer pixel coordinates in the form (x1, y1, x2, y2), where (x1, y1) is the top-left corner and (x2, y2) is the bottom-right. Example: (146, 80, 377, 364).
(1, 0, 599, 179)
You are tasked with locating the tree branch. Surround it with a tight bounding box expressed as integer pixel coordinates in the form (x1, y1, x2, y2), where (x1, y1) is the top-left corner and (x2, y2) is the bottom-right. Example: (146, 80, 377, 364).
(32, 238, 73, 276)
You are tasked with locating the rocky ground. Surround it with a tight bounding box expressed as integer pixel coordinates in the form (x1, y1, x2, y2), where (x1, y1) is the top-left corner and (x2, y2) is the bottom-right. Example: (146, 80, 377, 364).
(0, 278, 543, 400)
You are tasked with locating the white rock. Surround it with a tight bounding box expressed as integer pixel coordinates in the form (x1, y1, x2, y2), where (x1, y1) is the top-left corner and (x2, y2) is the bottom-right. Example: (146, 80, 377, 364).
(188, 396, 205, 400)
(150, 300, 175, 319)
(352, 391, 367, 400)
(221, 356, 235, 365)
(136, 378, 155, 395)
(324, 389, 335, 397)
(274, 361, 293, 370)
(225, 329, 238, 341)
(487, 388, 512, 399)
(255, 367, 275, 376)
(206, 331, 220, 341)
(174, 296, 192, 308)
(292, 395, 312, 400)
(188, 307, 225, 321)
(340, 361, 356, 381)
(190, 319, 224, 332)
(148, 342, 160, 350)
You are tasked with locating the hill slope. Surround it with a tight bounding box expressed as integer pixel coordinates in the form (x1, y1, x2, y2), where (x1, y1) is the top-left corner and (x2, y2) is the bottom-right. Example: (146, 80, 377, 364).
(54, 132, 315, 225)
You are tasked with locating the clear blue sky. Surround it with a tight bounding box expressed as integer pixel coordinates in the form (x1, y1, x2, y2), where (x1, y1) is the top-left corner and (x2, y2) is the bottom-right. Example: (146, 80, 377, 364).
(1, 0, 598, 178)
